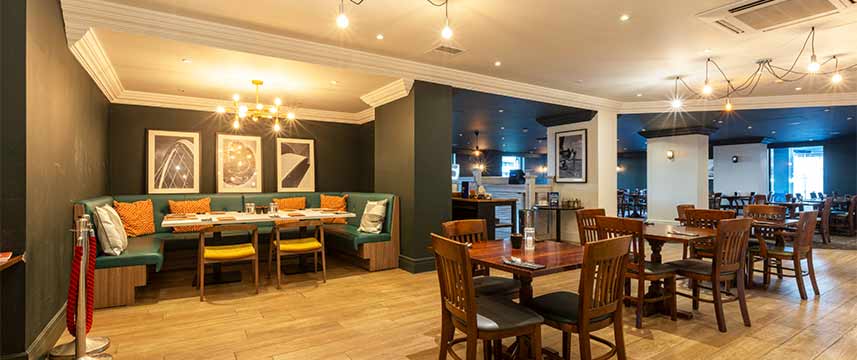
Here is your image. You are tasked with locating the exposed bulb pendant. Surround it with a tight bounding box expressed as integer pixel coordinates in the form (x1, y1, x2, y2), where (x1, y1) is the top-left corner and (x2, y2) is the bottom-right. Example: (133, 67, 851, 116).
(831, 56, 843, 84)
(807, 27, 820, 73)
(724, 98, 733, 112)
(336, 0, 349, 29)
(702, 59, 713, 95)
(441, 1, 453, 39)
(670, 76, 683, 109)
(232, 119, 240, 129)
(273, 120, 281, 132)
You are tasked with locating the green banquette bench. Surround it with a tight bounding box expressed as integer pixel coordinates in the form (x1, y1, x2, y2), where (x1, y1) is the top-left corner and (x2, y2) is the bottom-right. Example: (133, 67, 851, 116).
(75, 192, 399, 307)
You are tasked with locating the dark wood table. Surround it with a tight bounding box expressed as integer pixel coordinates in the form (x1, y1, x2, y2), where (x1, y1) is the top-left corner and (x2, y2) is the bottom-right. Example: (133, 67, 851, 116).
(643, 223, 717, 318)
(468, 239, 583, 305)
(452, 197, 517, 240)
(722, 195, 751, 210)
(0, 254, 23, 272)
(534, 206, 583, 242)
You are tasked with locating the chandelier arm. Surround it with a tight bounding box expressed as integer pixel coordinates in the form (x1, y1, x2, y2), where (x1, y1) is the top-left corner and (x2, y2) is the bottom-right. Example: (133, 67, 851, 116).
(729, 63, 763, 93)
(426, 0, 449, 6)
(765, 62, 808, 82)
(772, 28, 814, 77)
(348, 0, 366, 4)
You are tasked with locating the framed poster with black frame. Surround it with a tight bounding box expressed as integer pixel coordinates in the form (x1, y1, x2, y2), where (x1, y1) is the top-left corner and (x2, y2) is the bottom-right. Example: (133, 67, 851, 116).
(276, 137, 316, 192)
(216, 133, 263, 193)
(555, 129, 587, 183)
(147, 129, 201, 194)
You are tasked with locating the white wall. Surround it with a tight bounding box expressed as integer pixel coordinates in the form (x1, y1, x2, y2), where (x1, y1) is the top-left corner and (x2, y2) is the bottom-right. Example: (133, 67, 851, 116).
(713, 143, 769, 196)
(647, 134, 709, 223)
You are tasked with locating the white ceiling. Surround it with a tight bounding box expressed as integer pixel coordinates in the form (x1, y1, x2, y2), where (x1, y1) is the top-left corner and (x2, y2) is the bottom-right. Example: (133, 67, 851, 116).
(98, 0, 857, 103)
(96, 29, 396, 113)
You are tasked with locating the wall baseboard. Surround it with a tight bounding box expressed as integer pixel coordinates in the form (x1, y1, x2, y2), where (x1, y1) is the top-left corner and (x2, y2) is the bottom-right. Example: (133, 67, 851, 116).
(26, 302, 67, 360)
(398, 255, 435, 273)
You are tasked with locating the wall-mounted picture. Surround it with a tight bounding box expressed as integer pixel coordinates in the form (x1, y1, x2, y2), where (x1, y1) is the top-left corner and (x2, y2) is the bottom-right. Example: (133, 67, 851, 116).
(277, 138, 315, 192)
(147, 130, 200, 194)
(555, 129, 587, 183)
(217, 133, 262, 193)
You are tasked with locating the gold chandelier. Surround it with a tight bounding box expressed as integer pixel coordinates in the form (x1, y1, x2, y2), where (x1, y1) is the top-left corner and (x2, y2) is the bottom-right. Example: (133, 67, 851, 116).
(215, 79, 295, 132)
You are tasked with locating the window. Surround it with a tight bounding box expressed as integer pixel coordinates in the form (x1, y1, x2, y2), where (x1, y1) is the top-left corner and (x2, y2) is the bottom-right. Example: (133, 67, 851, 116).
(769, 146, 823, 198)
(501, 156, 524, 177)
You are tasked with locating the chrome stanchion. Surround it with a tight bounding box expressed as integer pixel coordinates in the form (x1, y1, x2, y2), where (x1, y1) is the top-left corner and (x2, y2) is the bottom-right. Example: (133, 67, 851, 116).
(50, 215, 112, 359)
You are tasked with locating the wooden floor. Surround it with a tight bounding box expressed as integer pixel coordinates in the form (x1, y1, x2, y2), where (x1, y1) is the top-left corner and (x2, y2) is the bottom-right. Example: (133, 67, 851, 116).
(59, 244, 857, 360)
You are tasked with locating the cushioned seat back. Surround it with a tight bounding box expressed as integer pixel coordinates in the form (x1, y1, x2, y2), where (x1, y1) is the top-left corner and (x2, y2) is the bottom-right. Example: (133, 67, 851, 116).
(339, 192, 396, 233)
(244, 192, 322, 209)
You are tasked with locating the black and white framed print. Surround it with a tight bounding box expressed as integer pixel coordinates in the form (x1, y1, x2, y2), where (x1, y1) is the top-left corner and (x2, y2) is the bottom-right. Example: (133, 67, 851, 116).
(276, 138, 316, 192)
(216, 133, 262, 193)
(555, 129, 587, 183)
(147, 129, 200, 194)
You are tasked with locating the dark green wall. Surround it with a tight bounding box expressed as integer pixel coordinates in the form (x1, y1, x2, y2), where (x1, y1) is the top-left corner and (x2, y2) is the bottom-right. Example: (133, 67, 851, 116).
(618, 152, 647, 191)
(107, 104, 374, 195)
(823, 135, 857, 195)
(375, 81, 452, 273)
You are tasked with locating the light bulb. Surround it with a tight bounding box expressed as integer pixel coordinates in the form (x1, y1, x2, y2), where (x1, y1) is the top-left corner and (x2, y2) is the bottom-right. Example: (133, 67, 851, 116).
(724, 99, 733, 112)
(807, 55, 820, 73)
(269, 106, 278, 113)
(274, 97, 282, 105)
(273, 122, 281, 132)
(216, 106, 226, 113)
(239, 112, 247, 119)
(255, 103, 263, 110)
(702, 83, 713, 95)
(232, 119, 240, 129)
(232, 94, 240, 101)
(832, 72, 843, 84)
(441, 21, 453, 39)
(286, 112, 296, 120)
(336, 13, 349, 29)
(238, 105, 248, 113)
(671, 99, 683, 109)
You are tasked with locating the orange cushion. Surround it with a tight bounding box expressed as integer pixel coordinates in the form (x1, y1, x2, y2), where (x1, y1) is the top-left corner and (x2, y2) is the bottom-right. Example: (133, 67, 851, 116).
(320, 194, 348, 224)
(274, 197, 306, 211)
(168, 198, 212, 233)
(113, 199, 156, 237)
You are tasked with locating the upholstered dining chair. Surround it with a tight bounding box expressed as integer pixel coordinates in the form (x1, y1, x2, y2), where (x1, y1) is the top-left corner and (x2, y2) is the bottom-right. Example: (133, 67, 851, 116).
(743, 205, 787, 288)
(576, 209, 606, 245)
(432, 234, 543, 360)
(685, 209, 737, 259)
(676, 204, 695, 258)
(268, 219, 326, 288)
(197, 224, 259, 302)
(666, 218, 753, 332)
(441, 219, 520, 298)
(817, 197, 832, 244)
(596, 216, 676, 329)
(752, 194, 767, 205)
(831, 196, 857, 236)
(529, 235, 630, 360)
(749, 211, 820, 300)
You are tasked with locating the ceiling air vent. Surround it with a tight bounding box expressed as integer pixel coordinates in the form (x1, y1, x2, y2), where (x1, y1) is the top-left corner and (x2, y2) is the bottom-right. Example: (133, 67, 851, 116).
(698, 0, 857, 35)
(432, 45, 465, 55)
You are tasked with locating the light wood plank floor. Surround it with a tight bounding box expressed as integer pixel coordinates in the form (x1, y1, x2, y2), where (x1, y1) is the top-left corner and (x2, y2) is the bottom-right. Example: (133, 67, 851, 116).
(58, 244, 857, 359)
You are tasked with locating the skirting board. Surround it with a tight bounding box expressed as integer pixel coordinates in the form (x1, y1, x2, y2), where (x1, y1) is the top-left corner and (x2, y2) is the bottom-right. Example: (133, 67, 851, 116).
(26, 301, 67, 360)
(398, 255, 435, 273)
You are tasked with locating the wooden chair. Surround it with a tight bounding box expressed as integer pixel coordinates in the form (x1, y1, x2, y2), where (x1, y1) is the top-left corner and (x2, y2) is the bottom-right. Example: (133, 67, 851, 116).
(441, 219, 520, 298)
(752, 194, 767, 205)
(530, 235, 631, 360)
(743, 205, 787, 288)
(617, 191, 627, 217)
(576, 209, 606, 245)
(711, 193, 723, 210)
(666, 218, 753, 332)
(432, 234, 543, 360)
(198, 225, 259, 302)
(596, 216, 676, 329)
(685, 209, 736, 259)
(831, 196, 857, 236)
(750, 211, 820, 300)
(676, 204, 695, 258)
(267, 220, 326, 288)
(817, 197, 832, 244)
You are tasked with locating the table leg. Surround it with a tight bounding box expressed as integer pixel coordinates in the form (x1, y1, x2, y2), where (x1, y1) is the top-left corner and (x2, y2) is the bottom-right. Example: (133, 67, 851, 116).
(555, 209, 562, 242)
(643, 239, 692, 319)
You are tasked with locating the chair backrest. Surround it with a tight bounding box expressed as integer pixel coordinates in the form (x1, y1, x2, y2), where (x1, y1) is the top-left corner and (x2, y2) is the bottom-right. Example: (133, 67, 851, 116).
(712, 218, 753, 274)
(712, 193, 723, 209)
(431, 233, 476, 326)
(785, 193, 794, 202)
(819, 197, 832, 228)
(744, 205, 786, 241)
(810, 192, 817, 199)
(576, 235, 632, 323)
(576, 208, 606, 245)
(685, 209, 736, 229)
(441, 219, 488, 243)
(752, 194, 767, 205)
(791, 211, 819, 254)
(595, 216, 644, 272)
(676, 204, 695, 224)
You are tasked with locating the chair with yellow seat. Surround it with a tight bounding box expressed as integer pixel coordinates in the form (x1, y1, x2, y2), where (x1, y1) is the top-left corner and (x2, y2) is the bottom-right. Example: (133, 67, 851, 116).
(268, 219, 326, 288)
(198, 224, 259, 302)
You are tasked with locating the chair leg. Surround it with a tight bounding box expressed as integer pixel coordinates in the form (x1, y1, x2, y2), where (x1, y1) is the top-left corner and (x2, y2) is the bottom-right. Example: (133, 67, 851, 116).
(438, 314, 453, 360)
(794, 257, 808, 300)
(776, 259, 784, 279)
(254, 255, 259, 295)
(614, 312, 627, 360)
(762, 258, 771, 287)
(623, 278, 631, 307)
(314, 252, 318, 273)
(562, 332, 571, 360)
(530, 326, 542, 360)
(466, 336, 478, 360)
(712, 280, 727, 332)
(667, 276, 677, 322)
(807, 253, 820, 296)
(578, 329, 592, 360)
(482, 340, 491, 360)
(266, 237, 273, 279)
(746, 256, 755, 289)
(276, 250, 283, 290)
(199, 262, 205, 302)
(737, 271, 751, 327)
(321, 248, 327, 283)
(691, 279, 699, 310)
(682, 244, 688, 259)
(635, 278, 644, 328)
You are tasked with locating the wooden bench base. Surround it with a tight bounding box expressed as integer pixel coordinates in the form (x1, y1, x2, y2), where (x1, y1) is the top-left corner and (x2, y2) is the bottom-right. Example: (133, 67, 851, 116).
(94, 265, 147, 309)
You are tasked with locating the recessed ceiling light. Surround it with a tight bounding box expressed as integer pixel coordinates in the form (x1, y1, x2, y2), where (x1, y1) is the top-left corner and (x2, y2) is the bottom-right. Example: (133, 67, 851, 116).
(848, 117, 854, 120)
(747, 126, 753, 129)
(459, 133, 463, 136)
(498, 109, 504, 113)
(181, 58, 192, 63)
(522, 128, 529, 133)
(831, 131, 841, 135)
(636, 93, 643, 97)
(641, 128, 646, 132)
(809, 139, 814, 141)
(501, 137, 505, 140)
(494, 61, 502, 67)
(502, 143, 506, 147)
(376, 34, 384, 40)
(795, 87, 802, 91)
(771, 130, 777, 134)
(500, 126, 505, 130)
(330, 80, 338, 85)
(703, 48, 712, 54)
(824, 108, 830, 112)
(538, 139, 543, 143)
(718, 120, 724, 124)
(619, 14, 630, 21)
(775, 79, 784, 83)
(790, 122, 801, 125)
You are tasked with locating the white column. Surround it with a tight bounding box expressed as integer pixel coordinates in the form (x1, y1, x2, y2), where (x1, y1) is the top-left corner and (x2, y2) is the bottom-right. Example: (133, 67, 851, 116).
(596, 110, 618, 216)
(647, 134, 709, 223)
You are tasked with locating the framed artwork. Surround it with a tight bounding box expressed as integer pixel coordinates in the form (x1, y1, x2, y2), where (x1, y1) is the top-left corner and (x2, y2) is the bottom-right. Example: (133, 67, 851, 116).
(276, 138, 316, 192)
(555, 129, 587, 183)
(147, 129, 200, 194)
(216, 133, 262, 193)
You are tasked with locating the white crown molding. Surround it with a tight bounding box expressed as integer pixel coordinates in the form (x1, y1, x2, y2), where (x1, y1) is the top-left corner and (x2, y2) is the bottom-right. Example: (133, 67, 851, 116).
(620, 92, 857, 114)
(354, 108, 376, 124)
(360, 79, 414, 108)
(69, 30, 123, 101)
(59, 0, 623, 112)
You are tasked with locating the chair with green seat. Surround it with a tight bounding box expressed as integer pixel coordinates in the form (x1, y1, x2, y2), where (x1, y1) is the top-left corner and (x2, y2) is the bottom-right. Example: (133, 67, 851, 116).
(686, 209, 736, 259)
(268, 219, 326, 288)
(198, 224, 259, 301)
(744, 204, 787, 288)
(441, 219, 521, 299)
(750, 211, 820, 300)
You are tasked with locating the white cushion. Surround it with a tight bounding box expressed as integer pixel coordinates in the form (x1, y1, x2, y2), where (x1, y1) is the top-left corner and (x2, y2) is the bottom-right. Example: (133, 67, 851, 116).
(358, 199, 388, 234)
(93, 205, 128, 256)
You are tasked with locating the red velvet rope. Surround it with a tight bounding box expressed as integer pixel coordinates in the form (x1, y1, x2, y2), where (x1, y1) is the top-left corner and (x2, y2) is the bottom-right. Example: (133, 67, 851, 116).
(66, 232, 96, 336)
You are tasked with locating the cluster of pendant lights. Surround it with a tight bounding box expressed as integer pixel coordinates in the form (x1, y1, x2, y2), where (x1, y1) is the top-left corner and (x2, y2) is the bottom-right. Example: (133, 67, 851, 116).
(335, 0, 454, 40)
(670, 27, 853, 112)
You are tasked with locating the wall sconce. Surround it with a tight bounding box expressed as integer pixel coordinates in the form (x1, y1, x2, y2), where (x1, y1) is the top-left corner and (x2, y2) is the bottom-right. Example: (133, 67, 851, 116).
(732, 155, 739, 163)
(666, 150, 675, 160)
(616, 165, 624, 172)
(537, 165, 548, 174)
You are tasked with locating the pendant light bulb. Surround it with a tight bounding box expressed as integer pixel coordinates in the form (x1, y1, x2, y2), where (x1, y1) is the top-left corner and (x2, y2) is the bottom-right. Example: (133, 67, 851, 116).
(702, 83, 713, 95)
(671, 99, 683, 109)
(807, 54, 820, 73)
(232, 94, 240, 102)
(216, 106, 226, 114)
(441, 20, 453, 39)
(832, 72, 843, 84)
(286, 111, 296, 120)
(273, 121, 281, 132)
(724, 99, 733, 112)
(336, 1, 348, 29)
(232, 119, 240, 129)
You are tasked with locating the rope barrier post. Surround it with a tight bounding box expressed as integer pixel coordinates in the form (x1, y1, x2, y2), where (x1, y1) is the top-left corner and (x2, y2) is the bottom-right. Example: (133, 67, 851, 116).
(49, 215, 112, 359)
